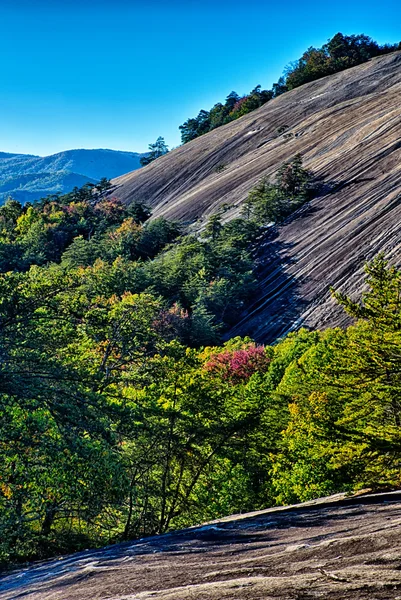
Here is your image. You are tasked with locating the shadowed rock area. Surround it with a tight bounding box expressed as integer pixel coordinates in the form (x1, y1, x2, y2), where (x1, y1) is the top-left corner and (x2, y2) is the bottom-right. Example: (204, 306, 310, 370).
(2, 491, 401, 599)
(109, 51, 401, 341)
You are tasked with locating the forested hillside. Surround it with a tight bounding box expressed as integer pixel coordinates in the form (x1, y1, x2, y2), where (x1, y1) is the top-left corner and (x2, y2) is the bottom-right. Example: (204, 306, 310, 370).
(2, 31, 401, 573)
(1, 171, 401, 566)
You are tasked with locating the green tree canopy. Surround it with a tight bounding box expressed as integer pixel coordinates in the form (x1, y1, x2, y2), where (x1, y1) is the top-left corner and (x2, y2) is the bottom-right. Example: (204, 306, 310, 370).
(140, 137, 170, 166)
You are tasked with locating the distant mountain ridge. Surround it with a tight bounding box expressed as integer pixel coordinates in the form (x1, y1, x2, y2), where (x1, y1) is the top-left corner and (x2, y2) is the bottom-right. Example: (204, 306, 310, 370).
(0, 148, 146, 204)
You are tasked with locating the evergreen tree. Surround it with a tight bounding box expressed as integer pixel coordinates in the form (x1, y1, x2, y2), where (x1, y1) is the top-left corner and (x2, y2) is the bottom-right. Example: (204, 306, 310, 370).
(140, 136, 169, 166)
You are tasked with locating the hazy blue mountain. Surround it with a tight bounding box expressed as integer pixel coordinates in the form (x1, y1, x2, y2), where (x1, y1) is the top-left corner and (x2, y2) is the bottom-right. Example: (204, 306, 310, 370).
(0, 148, 145, 204)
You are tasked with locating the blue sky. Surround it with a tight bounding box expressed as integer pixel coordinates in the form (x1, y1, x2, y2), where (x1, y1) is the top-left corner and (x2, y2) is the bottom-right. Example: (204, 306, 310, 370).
(0, 0, 399, 156)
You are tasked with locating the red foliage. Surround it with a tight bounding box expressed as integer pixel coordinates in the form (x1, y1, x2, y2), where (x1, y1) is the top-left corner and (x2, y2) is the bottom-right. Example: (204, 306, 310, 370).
(204, 345, 270, 383)
(152, 304, 191, 340)
(230, 96, 249, 114)
(94, 198, 125, 223)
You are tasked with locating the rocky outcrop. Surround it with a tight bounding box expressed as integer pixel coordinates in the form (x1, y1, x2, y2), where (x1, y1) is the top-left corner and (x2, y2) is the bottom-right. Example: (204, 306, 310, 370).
(110, 52, 401, 341)
(2, 491, 401, 599)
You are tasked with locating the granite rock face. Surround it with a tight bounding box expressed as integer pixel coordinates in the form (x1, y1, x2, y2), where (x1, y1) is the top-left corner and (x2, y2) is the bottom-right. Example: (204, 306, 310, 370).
(110, 52, 401, 341)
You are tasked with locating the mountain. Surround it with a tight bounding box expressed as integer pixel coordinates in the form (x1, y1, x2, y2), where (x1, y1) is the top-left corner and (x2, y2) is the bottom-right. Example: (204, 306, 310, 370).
(2, 490, 401, 599)
(109, 50, 401, 342)
(0, 148, 146, 204)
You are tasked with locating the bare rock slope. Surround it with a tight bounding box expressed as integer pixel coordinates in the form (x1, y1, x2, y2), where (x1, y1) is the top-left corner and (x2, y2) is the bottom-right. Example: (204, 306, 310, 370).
(2, 491, 401, 600)
(111, 51, 401, 341)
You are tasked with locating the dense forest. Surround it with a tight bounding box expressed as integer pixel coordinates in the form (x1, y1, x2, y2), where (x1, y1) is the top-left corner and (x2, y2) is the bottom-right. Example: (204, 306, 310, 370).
(178, 33, 400, 144)
(1, 157, 401, 567)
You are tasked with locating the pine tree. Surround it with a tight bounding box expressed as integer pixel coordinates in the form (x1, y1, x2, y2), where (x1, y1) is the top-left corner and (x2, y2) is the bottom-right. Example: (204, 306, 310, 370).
(140, 136, 169, 166)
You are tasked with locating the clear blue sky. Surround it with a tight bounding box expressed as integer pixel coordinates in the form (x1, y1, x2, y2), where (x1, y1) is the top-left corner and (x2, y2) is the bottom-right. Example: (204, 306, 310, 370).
(0, 0, 399, 156)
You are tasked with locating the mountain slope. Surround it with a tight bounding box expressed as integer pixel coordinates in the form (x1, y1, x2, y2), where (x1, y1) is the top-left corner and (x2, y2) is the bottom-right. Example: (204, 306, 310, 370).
(0, 149, 145, 204)
(110, 51, 401, 341)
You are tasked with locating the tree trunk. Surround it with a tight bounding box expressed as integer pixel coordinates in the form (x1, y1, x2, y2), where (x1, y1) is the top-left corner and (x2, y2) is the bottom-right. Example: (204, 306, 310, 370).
(41, 502, 57, 536)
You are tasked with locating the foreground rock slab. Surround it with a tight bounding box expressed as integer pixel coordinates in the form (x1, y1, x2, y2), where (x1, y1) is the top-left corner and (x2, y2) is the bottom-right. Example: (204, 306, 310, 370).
(2, 491, 401, 599)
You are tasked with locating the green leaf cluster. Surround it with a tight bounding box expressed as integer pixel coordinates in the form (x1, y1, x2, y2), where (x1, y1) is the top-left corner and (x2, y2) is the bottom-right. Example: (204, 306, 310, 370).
(243, 154, 315, 224)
